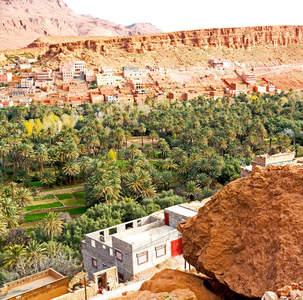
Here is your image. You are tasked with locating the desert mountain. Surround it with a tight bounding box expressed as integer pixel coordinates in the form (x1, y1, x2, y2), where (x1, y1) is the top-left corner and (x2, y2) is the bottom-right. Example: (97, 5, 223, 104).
(0, 0, 162, 50)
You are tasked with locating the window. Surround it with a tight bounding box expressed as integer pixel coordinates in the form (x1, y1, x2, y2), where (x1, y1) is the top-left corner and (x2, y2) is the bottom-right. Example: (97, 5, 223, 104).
(91, 239, 96, 248)
(262, 164, 264, 167)
(156, 244, 166, 258)
(118, 272, 124, 283)
(137, 251, 148, 265)
(92, 257, 97, 268)
(109, 248, 113, 256)
(115, 249, 123, 262)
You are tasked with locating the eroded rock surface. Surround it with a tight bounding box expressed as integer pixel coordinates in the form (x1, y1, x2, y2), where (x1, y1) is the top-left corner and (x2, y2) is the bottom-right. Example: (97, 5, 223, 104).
(178, 165, 303, 298)
(113, 269, 224, 300)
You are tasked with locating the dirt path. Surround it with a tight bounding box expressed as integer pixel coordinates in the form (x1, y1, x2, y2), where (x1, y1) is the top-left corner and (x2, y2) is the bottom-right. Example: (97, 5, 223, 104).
(38, 185, 85, 197)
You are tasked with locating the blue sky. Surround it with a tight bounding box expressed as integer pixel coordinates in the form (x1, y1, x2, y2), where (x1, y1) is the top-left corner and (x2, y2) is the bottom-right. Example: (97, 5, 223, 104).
(64, 0, 303, 32)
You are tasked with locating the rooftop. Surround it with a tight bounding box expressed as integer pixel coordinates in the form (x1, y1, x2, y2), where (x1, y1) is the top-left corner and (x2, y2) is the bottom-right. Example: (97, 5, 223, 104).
(118, 224, 175, 245)
(0, 269, 66, 300)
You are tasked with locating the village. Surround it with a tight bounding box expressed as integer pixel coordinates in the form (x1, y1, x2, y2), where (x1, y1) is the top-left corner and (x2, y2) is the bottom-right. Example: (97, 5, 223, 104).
(0, 55, 282, 108)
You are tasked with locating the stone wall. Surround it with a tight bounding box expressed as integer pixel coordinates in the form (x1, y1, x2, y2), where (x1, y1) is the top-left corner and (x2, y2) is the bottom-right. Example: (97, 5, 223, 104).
(52, 283, 97, 300)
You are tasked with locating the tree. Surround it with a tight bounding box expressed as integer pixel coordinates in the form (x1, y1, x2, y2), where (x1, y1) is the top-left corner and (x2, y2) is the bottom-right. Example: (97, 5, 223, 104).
(183, 181, 201, 201)
(3, 244, 26, 270)
(26, 240, 48, 261)
(43, 212, 63, 241)
(0, 197, 22, 229)
(36, 145, 48, 179)
(138, 124, 146, 147)
(41, 170, 56, 188)
(15, 188, 33, 208)
(0, 140, 9, 172)
(149, 130, 159, 156)
(62, 160, 80, 184)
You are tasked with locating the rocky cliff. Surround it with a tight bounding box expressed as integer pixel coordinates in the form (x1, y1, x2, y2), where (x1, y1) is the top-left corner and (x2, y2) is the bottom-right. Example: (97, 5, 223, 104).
(31, 25, 303, 54)
(0, 0, 162, 50)
(178, 165, 303, 298)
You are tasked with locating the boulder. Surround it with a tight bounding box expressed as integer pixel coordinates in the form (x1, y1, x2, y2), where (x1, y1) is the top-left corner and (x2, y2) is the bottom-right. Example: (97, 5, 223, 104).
(112, 269, 223, 300)
(178, 165, 303, 298)
(262, 292, 279, 300)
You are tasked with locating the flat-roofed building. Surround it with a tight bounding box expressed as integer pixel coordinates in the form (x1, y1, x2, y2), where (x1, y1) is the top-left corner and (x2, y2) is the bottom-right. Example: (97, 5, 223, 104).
(240, 152, 296, 178)
(0, 269, 68, 300)
(82, 203, 204, 282)
(123, 67, 147, 78)
(242, 72, 256, 84)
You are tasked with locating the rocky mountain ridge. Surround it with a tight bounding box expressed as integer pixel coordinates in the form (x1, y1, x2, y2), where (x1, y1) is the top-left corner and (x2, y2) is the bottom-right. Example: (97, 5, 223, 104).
(28, 25, 303, 52)
(0, 0, 162, 50)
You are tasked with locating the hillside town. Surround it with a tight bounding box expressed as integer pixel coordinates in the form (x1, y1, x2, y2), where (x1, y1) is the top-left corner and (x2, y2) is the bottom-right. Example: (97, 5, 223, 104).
(0, 54, 282, 108)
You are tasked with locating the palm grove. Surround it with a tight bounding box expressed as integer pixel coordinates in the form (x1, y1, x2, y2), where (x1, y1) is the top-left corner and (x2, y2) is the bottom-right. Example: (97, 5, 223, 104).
(0, 91, 302, 285)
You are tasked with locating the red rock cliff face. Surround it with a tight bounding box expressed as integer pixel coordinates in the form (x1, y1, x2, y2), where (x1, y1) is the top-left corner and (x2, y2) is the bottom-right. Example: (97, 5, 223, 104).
(38, 25, 303, 55)
(178, 165, 303, 298)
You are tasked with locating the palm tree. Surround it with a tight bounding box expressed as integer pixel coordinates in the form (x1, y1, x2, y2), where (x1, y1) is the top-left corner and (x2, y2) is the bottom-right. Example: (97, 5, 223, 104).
(62, 160, 80, 184)
(43, 212, 63, 241)
(46, 126, 55, 148)
(0, 140, 9, 171)
(183, 181, 201, 201)
(26, 240, 48, 261)
(164, 158, 177, 171)
(15, 187, 33, 208)
(36, 144, 48, 179)
(41, 170, 56, 188)
(0, 211, 7, 235)
(124, 130, 132, 150)
(113, 128, 125, 151)
(149, 130, 159, 156)
(3, 244, 26, 269)
(138, 124, 146, 147)
(80, 156, 91, 181)
(196, 173, 211, 188)
(10, 182, 18, 202)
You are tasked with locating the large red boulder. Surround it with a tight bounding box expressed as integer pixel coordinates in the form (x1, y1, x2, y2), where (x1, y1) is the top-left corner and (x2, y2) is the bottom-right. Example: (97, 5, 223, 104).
(178, 165, 303, 298)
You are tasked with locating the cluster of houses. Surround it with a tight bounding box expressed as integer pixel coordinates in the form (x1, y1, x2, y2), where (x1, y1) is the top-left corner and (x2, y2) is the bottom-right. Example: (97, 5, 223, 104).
(0, 56, 283, 108)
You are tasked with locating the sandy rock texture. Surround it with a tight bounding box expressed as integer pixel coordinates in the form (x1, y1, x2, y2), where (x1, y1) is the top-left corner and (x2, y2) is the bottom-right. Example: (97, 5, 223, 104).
(112, 269, 224, 300)
(0, 0, 162, 50)
(178, 165, 303, 298)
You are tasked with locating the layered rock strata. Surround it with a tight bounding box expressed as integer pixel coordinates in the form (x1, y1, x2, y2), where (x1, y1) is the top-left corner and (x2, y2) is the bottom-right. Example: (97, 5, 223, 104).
(31, 25, 303, 54)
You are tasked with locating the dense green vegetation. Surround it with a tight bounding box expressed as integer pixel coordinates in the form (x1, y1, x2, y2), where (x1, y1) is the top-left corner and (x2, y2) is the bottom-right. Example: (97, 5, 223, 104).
(1, 91, 303, 284)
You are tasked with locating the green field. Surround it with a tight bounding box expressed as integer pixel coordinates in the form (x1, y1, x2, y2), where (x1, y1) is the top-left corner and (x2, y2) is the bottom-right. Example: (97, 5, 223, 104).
(73, 191, 85, 203)
(29, 181, 43, 187)
(34, 194, 55, 201)
(26, 202, 64, 212)
(24, 207, 87, 222)
(56, 193, 73, 201)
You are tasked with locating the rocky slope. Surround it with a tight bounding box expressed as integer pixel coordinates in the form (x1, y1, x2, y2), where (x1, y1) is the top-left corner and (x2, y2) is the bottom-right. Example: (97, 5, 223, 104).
(178, 165, 303, 298)
(0, 0, 162, 50)
(112, 269, 229, 300)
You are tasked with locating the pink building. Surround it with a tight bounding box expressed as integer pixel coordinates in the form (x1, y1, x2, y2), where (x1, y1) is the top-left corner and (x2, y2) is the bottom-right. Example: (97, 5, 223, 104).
(242, 72, 256, 84)
(0, 73, 12, 83)
(35, 69, 52, 81)
(85, 70, 95, 82)
(21, 78, 34, 88)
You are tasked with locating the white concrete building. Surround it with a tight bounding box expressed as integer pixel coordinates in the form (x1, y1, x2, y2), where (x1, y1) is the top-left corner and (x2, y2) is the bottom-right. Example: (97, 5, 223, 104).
(82, 203, 203, 282)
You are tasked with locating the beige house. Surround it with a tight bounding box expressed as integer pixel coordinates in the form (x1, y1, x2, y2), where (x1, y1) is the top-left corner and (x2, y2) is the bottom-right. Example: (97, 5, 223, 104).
(0, 269, 68, 300)
(241, 152, 296, 177)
